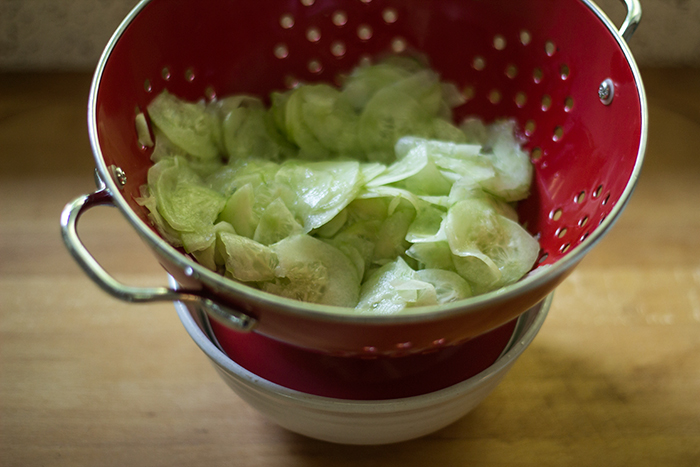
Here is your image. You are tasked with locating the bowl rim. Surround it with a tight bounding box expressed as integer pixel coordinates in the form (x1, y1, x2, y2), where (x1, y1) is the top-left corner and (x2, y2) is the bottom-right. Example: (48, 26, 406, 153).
(88, 0, 646, 325)
(175, 287, 552, 411)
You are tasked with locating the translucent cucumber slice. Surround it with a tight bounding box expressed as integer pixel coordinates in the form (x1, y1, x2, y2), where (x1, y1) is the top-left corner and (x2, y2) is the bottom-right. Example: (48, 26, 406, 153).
(218, 183, 259, 239)
(217, 232, 279, 282)
(190, 221, 236, 271)
(446, 198, 539, 293)
(355, 257, 421, 314)
(331, 219, 383, 279)
(479, 120, 533, 202)
(390, 69, 443, 116)
(264, 234, 360, 307)
(253, 197, 303, 245)
(344, 198, 390, 224)
(299, 84, 361, 155)
(312, 208, 348, 238)
(372, 206, 416, 265)
(415, 268, 472, 303)
(400, 157, 453, 196)
(432, 118, 468, 143)
(395, 137, 493, 186)
(341, 62, 413, 111)
(365, 143, 428, 187)
(150, 127, 188, 163)
(460, 117, 489, 145)
(274, 159, 362, 231)
(405, 241, 454, 270)
(147, 90, 220, 160)
(219, 97, 290, 162)
(283, 87, 331, 160)
(393, 279, 438, 307)
(405, 201, 446, 243)
(360, 162, 388, 186)
(358, 87, 434, 163)
(150, 158, 226, 234)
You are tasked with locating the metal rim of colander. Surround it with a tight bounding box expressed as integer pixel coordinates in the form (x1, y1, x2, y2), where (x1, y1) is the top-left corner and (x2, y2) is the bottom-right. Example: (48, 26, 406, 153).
(87, 0, 647, 325)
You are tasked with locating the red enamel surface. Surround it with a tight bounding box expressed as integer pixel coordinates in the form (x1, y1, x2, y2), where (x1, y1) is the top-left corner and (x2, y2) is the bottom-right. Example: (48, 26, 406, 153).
(93, 0, 643, 355)
(210, 315, 516, 400)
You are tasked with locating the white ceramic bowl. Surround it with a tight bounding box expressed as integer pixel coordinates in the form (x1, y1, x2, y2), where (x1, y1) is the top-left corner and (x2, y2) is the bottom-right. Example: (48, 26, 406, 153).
(175, 293, 551, 445)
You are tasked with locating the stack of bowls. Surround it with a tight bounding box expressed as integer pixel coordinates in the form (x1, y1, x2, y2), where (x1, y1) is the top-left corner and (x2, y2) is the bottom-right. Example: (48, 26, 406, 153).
(175, 278, 551, 445)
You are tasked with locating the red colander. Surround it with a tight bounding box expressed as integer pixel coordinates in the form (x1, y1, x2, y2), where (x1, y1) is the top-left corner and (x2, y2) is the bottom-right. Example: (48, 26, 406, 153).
(61, 0, 646, 357)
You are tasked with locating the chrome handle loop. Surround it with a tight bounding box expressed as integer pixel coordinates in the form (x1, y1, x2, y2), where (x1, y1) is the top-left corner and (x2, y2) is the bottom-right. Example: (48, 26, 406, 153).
(60, 189, 256, 332)
(619, 0, 642, 42)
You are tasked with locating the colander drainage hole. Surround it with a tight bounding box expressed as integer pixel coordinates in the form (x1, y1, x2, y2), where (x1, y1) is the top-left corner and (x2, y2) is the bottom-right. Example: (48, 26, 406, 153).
(524, 119, 536, 135)
(357, 24, 373, 41)
(306, 26, 321, 42)
(331, 41, 346, 57)
(545, 40, 556, 56)
(280, 13, 294, 29)
(564, 96, 574, 112)
(382, 8, 398, 24)
(308, 59, 323, 74)
(274, 44, 289, 59)
(493, 34, 507, 50)
(332, 11, 347, 27)
(520, 30, 532, 45)
(533, 67, 543, 83)
(541, 94, 552, 111)
(391, 37, 407, 53)
(560, 64, 570, 80)
(553, 126, 564, 141)
(593, 184, 603, 198)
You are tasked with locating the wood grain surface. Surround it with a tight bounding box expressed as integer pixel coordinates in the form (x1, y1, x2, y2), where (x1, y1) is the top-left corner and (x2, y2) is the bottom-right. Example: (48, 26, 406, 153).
(1, 68, 699, 466)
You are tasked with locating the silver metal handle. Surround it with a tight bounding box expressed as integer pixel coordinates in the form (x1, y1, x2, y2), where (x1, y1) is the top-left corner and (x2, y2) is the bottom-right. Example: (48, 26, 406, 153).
(619, 0, 642, 42)
(60, 189, 256, 332)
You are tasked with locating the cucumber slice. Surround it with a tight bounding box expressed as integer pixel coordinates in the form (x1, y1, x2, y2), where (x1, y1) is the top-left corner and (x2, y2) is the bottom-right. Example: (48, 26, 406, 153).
(218, 232, 279, 282)
(218, 183, 258, 239)
(299, 84, 361, 155)
(342, 62, 413, 110)
(415, 268, 472, 303)
(405, 241, 454, 270)
(147, 90, 220, 160)
(480, 120, 533, 202)
(446, 198, 539, 293)
(358, 86, 435, 163)
(264, 234, 360, 307)
(253, 197, 303, 245)
(356, 257, 421, 314)
(274, 159, 362, 231)
(150, 157, 226, 234)
(365, 142, 428, 187)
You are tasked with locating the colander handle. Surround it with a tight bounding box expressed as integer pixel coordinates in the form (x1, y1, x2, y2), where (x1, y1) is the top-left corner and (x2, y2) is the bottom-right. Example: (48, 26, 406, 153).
(60, 189, 256, 332)
(618, 0, 642, 42)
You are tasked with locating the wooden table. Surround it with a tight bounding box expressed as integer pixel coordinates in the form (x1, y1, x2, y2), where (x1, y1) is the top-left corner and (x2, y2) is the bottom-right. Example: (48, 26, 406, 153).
(1, 68, 699, 466)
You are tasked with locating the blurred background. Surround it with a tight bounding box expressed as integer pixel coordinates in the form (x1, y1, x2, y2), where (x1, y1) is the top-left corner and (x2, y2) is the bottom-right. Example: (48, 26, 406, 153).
(0, 0, 699, 71)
